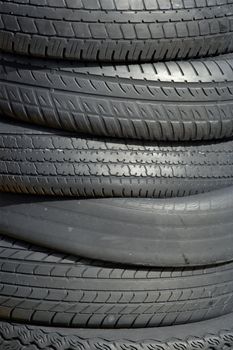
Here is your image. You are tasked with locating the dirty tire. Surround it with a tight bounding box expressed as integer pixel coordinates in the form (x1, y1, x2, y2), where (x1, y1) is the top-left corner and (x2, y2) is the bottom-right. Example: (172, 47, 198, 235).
(2, 54, 233, 141)
(0, 235, 233, 328)
(1, 117, 233, 198)
(1, 0, 233, 62)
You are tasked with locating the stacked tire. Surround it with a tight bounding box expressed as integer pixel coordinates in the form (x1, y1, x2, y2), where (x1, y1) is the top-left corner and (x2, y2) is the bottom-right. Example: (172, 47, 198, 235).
(1, 1, 233, 349)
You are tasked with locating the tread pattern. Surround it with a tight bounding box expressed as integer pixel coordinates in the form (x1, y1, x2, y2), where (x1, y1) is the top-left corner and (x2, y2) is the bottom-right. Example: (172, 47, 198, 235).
(1, 0, 233, 62)
(2, 54, 233, 140)
(1, 320, 233, 350)
(1, 118, 233, 198)
(1, 235, 233, 328)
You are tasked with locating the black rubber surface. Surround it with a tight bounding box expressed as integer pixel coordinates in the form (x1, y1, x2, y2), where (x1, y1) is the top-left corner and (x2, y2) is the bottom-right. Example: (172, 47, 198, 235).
(1, 188, 233, 267)
(1, 235, 233, 328)
(1, 117, 233, 198)
(1, 0, 233, 62)
(1, 313, 233, 350)
(2, 54, 233, 141)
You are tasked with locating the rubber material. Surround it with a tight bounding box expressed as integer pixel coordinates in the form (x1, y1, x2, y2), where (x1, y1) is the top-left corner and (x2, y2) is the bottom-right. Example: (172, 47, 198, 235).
(1, 188, 233, 267)
(2, 54, 233, 141)
(1, 235, 233, 328)
(1, 117, 233, 198)
(1, 313, 233, 350)
(1, 0, 233, 62)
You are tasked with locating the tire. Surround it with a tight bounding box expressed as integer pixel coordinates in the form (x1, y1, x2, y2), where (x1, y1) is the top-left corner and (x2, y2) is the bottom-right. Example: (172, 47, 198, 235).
(0, 235, 233, 329)
(2, 54, 233, 142)
(1, 0, 233, 62)
(1, 117, 233, 199)
(1, 314, 233, 350)
(1, 188, 233, 267)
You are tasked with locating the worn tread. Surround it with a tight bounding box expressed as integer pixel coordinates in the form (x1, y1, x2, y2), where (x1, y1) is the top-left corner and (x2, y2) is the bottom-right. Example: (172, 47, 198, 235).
(1, 189, 233, 267)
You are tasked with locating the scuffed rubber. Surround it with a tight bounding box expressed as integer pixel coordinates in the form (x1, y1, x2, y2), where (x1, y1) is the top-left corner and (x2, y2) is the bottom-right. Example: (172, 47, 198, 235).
(1, 187, 233, 267)
(2, 53, 233, 141)
(1, 0, 233, 62)
(1, 117, 233, 198)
